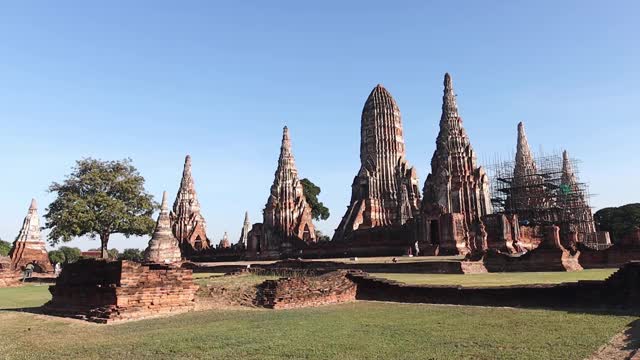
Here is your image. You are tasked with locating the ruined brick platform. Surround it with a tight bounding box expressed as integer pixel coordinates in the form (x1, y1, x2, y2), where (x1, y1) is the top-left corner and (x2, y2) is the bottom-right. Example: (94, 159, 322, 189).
(0, 256, 21, 287)
(578, 244, 640, 269)
(43, 259, 199, 323)
(255, 271, 357, 309)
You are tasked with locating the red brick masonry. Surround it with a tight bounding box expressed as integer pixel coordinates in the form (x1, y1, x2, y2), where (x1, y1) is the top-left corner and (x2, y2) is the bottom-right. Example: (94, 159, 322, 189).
(43, 259, 199, 323)
(255, 271, 357, 309)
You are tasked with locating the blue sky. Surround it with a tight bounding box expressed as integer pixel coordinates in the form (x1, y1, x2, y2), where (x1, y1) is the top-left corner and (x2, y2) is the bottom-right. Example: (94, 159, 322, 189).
(0, 1, 638, 251)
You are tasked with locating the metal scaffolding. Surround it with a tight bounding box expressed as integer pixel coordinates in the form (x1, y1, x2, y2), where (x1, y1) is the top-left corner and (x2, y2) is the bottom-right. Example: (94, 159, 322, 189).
(485, 151, 598, 245)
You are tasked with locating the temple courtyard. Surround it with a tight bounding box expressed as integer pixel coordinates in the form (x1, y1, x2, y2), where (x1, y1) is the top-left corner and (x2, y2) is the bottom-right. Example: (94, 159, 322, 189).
(1, 269, 637, 360)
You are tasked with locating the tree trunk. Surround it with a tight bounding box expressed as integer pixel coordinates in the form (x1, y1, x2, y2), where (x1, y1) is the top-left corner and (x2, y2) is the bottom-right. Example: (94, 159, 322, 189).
(100, 233, 110, 259)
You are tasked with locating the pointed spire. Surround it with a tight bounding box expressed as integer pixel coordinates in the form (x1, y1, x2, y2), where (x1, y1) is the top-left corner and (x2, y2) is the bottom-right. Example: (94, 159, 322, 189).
(239, 211, 251, 246)
(171, 155, 209, 251)
(514, 121, 537, 178)
(29, 198, 37, 211)
(280, 126, 293, 161)
(441, 72, 460, 122)
(160, 191, 168, 211)
(274, 126, 298, 180)
(244, 211, 250, 225)
(561, 150, 577, 186)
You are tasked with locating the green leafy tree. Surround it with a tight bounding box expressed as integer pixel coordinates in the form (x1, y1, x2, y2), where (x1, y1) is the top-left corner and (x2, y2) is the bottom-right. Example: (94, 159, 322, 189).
(0, 238, 11, 257)
(594, 203, 640, 243)
(58, 246, 82, 264)
(44, 158, 157, 259)
(119, 248, 143, 262)
(300, 178, 330, 221)
(48, 250, 65, 264)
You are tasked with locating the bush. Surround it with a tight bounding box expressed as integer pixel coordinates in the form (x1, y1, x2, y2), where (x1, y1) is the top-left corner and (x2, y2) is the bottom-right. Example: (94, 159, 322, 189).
(0, 239, 11, 257)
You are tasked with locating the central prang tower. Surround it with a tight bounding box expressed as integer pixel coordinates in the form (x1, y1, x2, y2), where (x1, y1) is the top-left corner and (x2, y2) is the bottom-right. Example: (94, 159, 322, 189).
(333, 84, 421, 243)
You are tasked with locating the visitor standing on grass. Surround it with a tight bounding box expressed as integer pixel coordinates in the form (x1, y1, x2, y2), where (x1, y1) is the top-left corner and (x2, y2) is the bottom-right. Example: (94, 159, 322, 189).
(22, 262, 34, 282)
(54, 262, 61, 276)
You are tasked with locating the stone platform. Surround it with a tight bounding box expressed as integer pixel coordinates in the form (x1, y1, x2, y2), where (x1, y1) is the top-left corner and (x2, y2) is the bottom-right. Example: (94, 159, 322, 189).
(43, 259, 199, 323)
(0, 256, 21, 287)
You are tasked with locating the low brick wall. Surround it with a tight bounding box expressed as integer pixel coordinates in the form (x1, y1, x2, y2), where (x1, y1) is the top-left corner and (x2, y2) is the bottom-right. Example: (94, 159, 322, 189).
(43, 259, 199, 323)
(255, 271, 357, 309)
(187, 259, 472, 275)
(579, 244, 640, 269)
(348, 261, 640, 310)
(483, 247, 582, 272)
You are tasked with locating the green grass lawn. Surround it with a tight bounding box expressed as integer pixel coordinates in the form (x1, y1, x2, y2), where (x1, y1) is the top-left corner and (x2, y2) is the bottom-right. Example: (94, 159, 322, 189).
(0, 284, 636, 359)
(372, 268, 618, 287)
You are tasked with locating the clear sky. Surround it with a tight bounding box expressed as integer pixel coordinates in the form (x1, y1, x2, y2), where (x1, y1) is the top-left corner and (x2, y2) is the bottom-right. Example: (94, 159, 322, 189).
(1, 1, 638, 251)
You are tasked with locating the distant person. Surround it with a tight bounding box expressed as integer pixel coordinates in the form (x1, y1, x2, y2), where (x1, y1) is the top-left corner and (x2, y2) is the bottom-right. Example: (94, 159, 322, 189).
(23, 262, 35, 282)
(54, 262, 62, 276)
(392, 257, 398, 264)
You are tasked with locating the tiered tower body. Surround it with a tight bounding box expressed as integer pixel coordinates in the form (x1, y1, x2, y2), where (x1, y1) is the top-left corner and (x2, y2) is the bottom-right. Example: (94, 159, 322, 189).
(144, 191, 182, 264)
(170, 155, 210, 253)
(421, 73, 491, 254)
(506, 122, 555, 225)
(559, 150, 596, 239)
(333, 84, 421, 242)
(9, 199, 52, 272)
(263, 127, 316, 244)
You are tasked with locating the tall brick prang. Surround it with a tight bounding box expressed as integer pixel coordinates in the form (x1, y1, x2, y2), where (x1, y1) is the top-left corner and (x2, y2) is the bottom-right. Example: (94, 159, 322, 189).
(333, 84, 421, 242)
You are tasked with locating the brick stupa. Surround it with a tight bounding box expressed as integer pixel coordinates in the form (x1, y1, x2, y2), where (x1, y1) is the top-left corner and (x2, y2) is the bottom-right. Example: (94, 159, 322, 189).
(9, 199, 53, 272)
(144, 191, 182, 264)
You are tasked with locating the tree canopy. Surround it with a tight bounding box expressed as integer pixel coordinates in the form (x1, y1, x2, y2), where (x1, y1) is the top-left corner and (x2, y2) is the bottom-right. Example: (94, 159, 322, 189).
(300, 178, 330, 221)
(0, 238, 11, 257)
(119, 248, 143, 262)
(48, 246, 82, 264)
(44, 158, 157, 259)
(594, 203, 640, 243)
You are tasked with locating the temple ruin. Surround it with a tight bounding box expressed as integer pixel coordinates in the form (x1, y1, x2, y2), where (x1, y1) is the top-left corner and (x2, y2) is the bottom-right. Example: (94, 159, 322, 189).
(9, 199, 52, 272)
(421, 73, 492, 255)
(247, 127, 316, 259)
(218, 232, 231, 249)
(143, 191, 182, 264)
(332, 84, 421, 249)
(171, 155, 210, 254)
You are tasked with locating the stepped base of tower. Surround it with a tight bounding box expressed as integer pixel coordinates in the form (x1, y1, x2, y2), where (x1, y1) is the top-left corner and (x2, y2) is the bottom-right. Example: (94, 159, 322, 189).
(9, 242, 53, 272)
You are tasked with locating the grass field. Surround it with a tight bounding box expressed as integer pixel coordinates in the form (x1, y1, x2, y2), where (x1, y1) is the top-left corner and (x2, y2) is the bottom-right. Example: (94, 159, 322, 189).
(373, 268, 618, 287)
(0, 284, 636, 359)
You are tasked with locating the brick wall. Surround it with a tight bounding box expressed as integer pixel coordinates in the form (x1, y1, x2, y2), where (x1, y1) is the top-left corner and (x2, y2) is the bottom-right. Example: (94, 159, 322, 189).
(348, 261, 640, 309)
(43, 259, 199, 323)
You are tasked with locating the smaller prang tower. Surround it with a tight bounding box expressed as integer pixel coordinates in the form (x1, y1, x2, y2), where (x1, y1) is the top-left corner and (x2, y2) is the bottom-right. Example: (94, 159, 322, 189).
(171, 155, 210, 254)
(9, 199, 53, 272)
